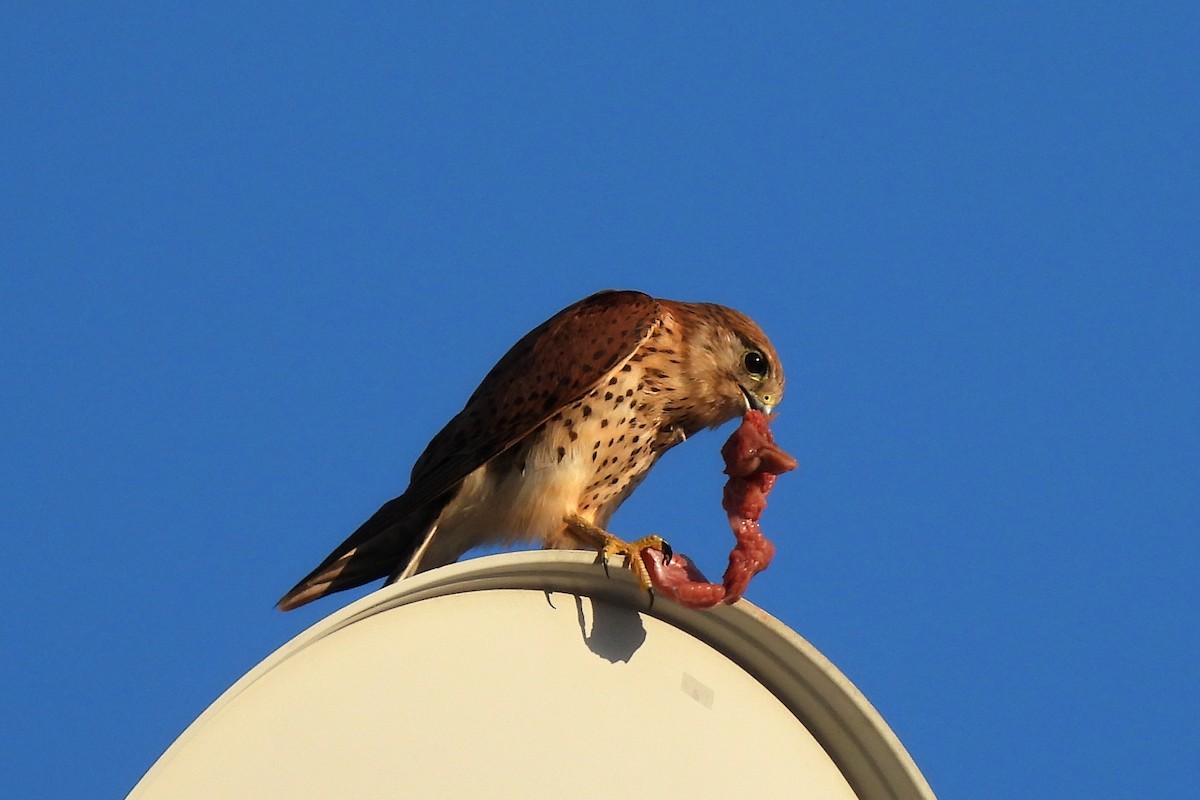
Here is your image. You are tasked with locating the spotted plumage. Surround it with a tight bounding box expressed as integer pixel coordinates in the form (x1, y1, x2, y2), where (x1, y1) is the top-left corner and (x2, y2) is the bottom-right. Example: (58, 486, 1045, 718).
(278, 289, 785, 610)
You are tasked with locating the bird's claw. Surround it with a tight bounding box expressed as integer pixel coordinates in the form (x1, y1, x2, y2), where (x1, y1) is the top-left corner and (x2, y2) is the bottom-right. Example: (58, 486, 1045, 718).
(564, 516, 671, 596)
(608, 533, 670, 596)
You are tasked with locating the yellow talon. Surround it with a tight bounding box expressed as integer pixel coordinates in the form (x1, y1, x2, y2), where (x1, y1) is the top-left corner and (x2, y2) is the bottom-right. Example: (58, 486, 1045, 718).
(565, 515, 667, 592)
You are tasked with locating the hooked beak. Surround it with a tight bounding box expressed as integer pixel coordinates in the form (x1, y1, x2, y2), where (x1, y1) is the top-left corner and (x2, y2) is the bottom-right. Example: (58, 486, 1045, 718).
(740, 386, 775, 415)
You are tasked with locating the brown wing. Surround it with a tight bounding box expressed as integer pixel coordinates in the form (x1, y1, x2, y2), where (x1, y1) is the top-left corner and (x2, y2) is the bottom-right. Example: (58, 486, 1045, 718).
(406, 289, 662, 505)
(277, 289, 662, 609)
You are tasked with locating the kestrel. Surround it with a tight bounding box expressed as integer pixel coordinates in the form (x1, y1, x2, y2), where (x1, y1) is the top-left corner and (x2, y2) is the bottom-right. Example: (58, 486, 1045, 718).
(278, 289, 785, 611)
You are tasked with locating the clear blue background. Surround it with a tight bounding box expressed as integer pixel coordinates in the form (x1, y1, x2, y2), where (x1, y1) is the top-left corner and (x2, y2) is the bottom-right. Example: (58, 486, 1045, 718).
(3, 4, 1197, 798)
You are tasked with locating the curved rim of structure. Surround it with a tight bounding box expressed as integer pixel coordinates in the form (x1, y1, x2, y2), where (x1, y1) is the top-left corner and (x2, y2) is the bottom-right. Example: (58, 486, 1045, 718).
(142, 550, 935, 800)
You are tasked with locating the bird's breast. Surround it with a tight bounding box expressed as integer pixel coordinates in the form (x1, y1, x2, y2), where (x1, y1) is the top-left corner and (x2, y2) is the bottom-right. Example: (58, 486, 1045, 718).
(434, 363, 673, 553)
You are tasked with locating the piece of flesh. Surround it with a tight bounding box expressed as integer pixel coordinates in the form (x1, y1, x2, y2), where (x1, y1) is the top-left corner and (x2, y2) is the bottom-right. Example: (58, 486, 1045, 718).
(639, 410, 798, 609)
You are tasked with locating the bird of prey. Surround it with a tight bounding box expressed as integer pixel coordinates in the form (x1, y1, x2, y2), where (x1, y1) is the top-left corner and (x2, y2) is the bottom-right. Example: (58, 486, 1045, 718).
(278, 289, 785, 611)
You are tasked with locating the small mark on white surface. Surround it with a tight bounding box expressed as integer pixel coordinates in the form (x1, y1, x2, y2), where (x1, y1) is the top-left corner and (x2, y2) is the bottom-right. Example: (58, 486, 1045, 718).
(681, 673, 715, 709)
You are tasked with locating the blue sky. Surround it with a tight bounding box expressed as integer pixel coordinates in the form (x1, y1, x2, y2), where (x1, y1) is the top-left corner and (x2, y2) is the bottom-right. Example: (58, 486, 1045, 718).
(3, 4, 1197, 797)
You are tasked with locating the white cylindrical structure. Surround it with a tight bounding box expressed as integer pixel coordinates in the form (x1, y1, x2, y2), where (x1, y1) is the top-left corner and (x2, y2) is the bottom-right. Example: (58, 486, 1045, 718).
(129, 551, 935, 799)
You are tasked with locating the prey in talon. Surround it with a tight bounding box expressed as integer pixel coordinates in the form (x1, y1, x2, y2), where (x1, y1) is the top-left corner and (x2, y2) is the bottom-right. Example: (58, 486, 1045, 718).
(636, 409, 798, 610)
(278, 289, 784, 612)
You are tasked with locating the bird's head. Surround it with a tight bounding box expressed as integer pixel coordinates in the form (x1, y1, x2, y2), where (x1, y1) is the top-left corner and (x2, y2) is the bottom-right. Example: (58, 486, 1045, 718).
(663, 300, 786, 431)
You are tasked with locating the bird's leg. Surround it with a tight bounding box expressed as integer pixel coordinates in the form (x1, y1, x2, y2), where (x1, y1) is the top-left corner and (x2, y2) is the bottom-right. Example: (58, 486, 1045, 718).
(564, 515, 672, 593)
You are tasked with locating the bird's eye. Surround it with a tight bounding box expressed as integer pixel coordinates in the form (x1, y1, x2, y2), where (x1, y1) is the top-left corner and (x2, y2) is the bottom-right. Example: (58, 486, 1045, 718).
(743, 349, 768, 379)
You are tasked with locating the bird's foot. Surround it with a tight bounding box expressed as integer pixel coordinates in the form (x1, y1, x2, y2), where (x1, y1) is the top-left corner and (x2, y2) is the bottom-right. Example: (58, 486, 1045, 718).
(564, 515, 671, 593)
